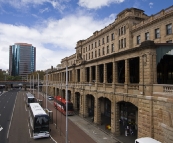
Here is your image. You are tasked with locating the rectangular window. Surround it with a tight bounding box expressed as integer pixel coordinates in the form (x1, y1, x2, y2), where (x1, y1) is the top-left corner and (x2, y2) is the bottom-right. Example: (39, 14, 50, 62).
(145, 32, 149, 40)
(121, 39, 123, 48)
(107, 36, 109, 43)
(155, 28, 160, 39)
(83, 48, 85, 53)
(83, 55, 85, 60)
(92, 44, 93, 49)
(92, 52, 93, 59)
(137, 35, 140, 44)
(102, 38, 104, 44)
(111, 33, 114, 40)
(99, 49, 100, 56)
(89, 53, 90, 59)
(95, 42, 97, 48)
(124, 38, 126, 48)
(119, 29, 120, 36)
(166, 24, 172, 35)
(107, 45, 109, 54)
(124, 26, 126, 34)
(86, 47, 87, 52)
(111, 44, 114, 52)
(95, 50, 97, 58)
(86, 54, 87, 60)
(89, 45, 90, 50)
(121, 27, 123, 35)
(98, 40, 100, 46)
(102, 47, 105, 55)
(119, 40, 120, 49)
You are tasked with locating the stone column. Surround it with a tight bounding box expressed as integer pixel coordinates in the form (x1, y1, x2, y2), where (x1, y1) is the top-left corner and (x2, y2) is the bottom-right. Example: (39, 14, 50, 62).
(95, 65, 99, 89)
(79, 94, 83, 116)
(145, 53, 154, 95)
(104, 63, 107, 84)
(112, 61, 118, 90)
(94, 97, 101, 125)
(89, 66, 92, 83)
(139, 55, 144, 95)
(124, 59, 129, 93)
(114, 102, 120, 135)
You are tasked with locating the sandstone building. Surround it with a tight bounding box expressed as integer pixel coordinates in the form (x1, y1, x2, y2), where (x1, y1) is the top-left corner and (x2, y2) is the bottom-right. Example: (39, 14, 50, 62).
(43, 6, 173, 142)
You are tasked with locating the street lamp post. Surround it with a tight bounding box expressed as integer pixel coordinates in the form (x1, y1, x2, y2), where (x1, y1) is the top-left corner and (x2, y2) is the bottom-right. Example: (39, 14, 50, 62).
(33, 75, 34, 95)
(37, 73, 39, 99)
(30, 76, 31, 92)
(46, 72, 48, 109)
(65, 65, 68, 143)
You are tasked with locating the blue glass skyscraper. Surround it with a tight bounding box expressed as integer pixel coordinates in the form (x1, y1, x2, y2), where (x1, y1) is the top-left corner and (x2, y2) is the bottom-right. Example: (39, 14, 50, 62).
(9, 43, 36, 77)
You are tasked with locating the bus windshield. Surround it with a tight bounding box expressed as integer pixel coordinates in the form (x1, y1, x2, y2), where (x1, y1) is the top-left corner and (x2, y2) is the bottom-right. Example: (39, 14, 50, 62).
(34, 115, 49, 133)
(28, 98, 35, 103)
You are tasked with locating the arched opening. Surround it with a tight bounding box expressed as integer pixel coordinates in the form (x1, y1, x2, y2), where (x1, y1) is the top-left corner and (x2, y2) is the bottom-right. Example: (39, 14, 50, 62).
(56, 88, 59, 95)
(75, 92, 80, 114)
(117, 101, 138, 140)
(62, 89, 65, 99)
(99, 97, 111, 132)
(68, 90, 71, 101)
(87, 94, 95, 118)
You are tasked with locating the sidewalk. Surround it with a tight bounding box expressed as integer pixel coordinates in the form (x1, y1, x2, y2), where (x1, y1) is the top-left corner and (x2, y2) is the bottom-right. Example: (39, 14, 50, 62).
(68, 115, 121, 143)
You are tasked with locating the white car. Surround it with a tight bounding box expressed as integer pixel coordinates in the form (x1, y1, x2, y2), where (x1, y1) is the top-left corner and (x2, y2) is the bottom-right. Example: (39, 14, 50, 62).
(47, 96, 54, 100)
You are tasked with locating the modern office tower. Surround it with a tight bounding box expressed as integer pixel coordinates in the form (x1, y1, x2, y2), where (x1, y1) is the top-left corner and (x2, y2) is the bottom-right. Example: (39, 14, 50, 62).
(9, 43, 36, 78)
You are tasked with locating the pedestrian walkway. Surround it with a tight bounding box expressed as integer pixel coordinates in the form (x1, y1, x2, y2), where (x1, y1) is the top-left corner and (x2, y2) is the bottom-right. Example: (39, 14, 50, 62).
(68, 115, 121, 143)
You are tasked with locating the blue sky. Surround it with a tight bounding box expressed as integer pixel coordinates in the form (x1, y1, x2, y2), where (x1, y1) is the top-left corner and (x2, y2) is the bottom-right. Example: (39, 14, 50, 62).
(0, 0, 172, 71)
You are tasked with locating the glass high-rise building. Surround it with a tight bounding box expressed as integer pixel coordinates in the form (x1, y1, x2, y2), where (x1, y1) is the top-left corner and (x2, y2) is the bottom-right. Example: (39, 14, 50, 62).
(9, 43, 36, 78)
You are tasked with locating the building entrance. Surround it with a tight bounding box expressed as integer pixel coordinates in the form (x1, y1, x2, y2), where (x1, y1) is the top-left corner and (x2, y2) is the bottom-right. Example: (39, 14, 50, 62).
(118, 101, 138, 137)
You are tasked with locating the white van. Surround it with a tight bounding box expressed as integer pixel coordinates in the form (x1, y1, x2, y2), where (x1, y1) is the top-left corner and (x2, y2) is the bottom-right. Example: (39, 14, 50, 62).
(135, 137, 162, 143)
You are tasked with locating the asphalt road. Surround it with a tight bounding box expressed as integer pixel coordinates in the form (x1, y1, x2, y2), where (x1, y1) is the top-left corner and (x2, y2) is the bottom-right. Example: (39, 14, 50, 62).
(0, 90, 18, 143)
(39, 92, 96, 143)
(8, 90, 54, 143)
(1, 90, 97, 143)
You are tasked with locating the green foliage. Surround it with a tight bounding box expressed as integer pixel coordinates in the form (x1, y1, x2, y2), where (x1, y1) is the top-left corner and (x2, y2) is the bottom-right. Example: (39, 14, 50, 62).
(27, 70, 45, 80)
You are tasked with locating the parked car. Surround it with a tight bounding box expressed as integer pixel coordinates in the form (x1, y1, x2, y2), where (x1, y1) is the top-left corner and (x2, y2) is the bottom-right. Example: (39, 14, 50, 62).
(48, 96, 54, 100)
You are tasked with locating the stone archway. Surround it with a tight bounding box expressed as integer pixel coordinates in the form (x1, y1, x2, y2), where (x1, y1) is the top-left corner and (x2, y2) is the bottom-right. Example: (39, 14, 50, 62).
(74, 92, 80, 114)
(86, 94, 95, 118)
(117, 101, 138, 138)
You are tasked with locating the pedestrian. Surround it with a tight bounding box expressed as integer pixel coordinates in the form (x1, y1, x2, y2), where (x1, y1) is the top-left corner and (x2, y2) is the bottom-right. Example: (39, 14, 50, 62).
(126, 125, 129, 135)
(125, 128, 127, 136)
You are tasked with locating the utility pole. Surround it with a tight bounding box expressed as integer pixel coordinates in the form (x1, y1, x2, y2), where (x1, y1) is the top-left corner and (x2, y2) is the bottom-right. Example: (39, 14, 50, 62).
(37, 73, 39, 99)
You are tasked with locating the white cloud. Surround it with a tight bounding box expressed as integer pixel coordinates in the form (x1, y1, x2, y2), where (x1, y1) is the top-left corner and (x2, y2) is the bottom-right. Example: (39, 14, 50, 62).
(78, 0, 125, 9)
(39, 8, 50, 13)
(0, 13, 115, 71)
(0, 0, 68, 12)
(149, 2, 153, 8)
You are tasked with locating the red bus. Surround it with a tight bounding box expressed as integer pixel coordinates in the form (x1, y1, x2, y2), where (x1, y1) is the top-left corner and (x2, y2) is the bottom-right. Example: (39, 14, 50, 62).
(54, 96, 74, 115)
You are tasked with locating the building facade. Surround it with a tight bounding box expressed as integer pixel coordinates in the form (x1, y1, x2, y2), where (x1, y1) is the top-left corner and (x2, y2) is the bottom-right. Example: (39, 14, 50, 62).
(43, 6, 173, 142)
(9, 43, 36, 78)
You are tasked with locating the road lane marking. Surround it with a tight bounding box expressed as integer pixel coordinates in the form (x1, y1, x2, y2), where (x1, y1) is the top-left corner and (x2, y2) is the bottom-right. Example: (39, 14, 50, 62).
(25, 104, 27, 111)
(7, 95, 18, 139)
(50, 135, 57, 143)
(28, 122, 32, 138)
(0, 126, 3, 131)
